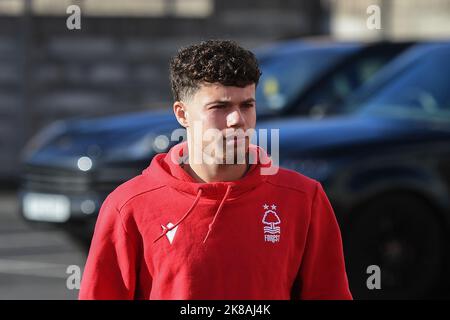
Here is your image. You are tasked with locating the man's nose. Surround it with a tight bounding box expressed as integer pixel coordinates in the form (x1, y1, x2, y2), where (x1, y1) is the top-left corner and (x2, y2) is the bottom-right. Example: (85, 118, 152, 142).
(226, 107, 245, 128)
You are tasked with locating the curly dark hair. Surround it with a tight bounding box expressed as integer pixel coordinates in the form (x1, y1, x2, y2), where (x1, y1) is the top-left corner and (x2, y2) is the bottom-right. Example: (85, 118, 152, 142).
(169, 39, 262, 101)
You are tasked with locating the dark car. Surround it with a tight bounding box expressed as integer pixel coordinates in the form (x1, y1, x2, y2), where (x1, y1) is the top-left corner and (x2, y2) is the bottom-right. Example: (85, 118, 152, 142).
(255, 39, 414, 118)
(262, 42, 450, 299)
(17, 40, 411, 229)
(18, 40, 421, 294)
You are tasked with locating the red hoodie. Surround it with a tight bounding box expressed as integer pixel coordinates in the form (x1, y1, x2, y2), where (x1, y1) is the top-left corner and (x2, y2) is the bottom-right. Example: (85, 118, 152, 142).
(79, 142, 352, 300)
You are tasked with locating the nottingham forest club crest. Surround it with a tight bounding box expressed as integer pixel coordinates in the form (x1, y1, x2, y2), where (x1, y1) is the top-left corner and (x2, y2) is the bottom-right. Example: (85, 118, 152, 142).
(262, 204, 281, 243)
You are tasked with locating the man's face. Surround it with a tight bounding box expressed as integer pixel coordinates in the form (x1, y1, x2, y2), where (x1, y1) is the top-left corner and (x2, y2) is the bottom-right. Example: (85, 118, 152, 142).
(183, 82, 256, 164)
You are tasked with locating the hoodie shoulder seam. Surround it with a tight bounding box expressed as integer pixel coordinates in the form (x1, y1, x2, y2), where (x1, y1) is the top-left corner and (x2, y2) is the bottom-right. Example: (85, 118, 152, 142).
(264, 168, 318, 195)
(265, 179, 309, 195)
(116, 184, 166, 213)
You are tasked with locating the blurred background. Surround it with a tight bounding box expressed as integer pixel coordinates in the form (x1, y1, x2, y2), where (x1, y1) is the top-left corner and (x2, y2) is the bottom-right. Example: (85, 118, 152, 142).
(0, 0, 449, 299)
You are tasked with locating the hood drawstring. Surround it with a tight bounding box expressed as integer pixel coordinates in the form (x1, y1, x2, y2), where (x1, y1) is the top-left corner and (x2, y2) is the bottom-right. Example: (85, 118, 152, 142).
(203, 185, 232, 244)
(152, 185, 232, 245)
(153, 188, 203, 244)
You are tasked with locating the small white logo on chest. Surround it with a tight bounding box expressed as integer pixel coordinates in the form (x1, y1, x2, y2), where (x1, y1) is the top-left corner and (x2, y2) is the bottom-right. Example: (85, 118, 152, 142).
(262, 204, 281, 243)
(162, 222, 178, 244)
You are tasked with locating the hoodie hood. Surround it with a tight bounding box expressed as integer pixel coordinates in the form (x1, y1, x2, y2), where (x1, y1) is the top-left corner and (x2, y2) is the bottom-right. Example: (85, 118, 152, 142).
(143, 141, 274, 244)
(143, 141, 273, 200)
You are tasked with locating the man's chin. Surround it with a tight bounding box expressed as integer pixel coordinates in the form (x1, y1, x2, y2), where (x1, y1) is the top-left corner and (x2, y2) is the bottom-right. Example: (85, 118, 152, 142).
(221, 146, 249, 165)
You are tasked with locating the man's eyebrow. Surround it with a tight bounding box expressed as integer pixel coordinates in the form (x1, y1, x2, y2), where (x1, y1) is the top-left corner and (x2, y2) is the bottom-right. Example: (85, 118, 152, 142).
(205, 98, 256, 106)
(205, 100, 231, 106)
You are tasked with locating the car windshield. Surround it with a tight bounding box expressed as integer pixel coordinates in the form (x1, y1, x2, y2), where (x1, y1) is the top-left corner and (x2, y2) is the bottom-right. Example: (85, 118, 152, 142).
(350, 45, 450, 121)
(255, 46, 353, 115)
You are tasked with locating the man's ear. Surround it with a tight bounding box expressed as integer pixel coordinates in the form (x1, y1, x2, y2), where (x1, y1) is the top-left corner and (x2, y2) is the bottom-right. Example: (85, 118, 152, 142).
(173, 101, 189, 128)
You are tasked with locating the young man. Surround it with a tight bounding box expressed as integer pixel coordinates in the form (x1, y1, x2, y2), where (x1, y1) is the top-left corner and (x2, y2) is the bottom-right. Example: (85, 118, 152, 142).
(79, 40, 352, 300)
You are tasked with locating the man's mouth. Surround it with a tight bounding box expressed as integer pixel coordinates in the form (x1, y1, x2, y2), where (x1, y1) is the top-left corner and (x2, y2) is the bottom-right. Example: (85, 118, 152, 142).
(224, 136, 247, 144)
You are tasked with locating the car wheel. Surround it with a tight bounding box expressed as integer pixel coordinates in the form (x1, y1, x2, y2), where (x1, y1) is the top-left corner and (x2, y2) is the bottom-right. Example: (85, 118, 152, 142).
(344, 193, 446, 299)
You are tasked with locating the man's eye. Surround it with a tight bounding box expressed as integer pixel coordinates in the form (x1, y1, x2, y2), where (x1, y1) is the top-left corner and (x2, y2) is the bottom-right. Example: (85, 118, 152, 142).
(210, 105, 225, 109)
(242, 103, 255, 108)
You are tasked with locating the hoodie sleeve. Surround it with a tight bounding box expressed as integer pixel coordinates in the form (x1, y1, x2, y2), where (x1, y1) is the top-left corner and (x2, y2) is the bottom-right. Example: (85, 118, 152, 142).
(293, 182, 352, 300)
(79, 194, 140, 300)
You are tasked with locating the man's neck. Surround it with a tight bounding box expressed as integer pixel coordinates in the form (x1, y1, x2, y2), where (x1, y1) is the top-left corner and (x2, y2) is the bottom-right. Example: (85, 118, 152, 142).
(182, 159, 250, 183)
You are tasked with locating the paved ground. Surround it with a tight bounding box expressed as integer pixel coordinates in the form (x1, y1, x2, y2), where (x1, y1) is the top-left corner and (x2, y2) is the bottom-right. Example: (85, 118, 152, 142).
(0, 191, 86, 300)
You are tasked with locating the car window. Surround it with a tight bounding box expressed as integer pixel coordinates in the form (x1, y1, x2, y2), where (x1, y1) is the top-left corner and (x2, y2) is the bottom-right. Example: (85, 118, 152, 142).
(358, 49, 450, 121)
(255, 47, 352, 116)
(301, 48, 406, 118)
